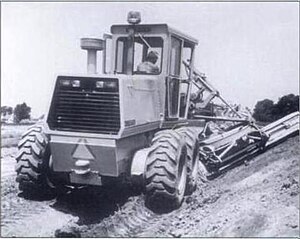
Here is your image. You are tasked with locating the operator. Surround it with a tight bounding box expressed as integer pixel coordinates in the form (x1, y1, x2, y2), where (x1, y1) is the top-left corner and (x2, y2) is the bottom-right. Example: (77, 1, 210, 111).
(137, 50, 159, 74)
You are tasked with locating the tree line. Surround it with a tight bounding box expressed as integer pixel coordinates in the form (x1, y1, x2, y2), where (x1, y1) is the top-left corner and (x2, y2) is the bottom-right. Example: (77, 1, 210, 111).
(253, 94, 299, 122)
(1, 103, 31, 123)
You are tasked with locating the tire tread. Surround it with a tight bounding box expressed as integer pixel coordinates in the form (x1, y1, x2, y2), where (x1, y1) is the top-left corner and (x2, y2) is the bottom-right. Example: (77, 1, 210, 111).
(15, 124, 54, 196)
(145, 130, 186, 212)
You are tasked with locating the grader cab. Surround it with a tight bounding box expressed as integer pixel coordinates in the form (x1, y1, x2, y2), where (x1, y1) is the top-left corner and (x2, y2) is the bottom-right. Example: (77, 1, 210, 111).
(15, 12, 299, 212)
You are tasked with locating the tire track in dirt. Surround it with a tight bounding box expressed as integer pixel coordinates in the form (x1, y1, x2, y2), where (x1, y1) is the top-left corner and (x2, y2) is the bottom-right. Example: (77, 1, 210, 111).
(77, 195, 162, 237)
(74, 175, 222, 237)
(104, 197, 157, 237)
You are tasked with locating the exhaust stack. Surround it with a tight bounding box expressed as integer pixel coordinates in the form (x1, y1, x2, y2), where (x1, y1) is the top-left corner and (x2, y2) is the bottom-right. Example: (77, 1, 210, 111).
(81, 38, 104, 74)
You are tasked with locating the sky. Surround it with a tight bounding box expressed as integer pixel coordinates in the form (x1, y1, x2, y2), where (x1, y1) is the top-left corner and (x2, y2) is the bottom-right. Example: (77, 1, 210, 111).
(1, 2, 299, 117)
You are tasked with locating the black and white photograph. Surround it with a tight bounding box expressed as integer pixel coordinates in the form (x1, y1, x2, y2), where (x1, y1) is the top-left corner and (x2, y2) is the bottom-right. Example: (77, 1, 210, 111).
(1, 1, 299, 237)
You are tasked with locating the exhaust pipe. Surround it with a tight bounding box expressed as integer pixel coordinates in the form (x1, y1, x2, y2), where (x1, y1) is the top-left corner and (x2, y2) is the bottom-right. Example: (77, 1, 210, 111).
(81, 38, 104, 74)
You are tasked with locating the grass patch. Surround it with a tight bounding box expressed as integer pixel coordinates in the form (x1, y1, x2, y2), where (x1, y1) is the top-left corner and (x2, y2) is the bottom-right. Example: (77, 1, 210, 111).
(1, 125, 30, 148)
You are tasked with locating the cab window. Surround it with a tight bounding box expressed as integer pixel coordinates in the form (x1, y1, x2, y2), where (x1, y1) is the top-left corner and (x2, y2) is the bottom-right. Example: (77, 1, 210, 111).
(115, 36, 163, 75)
(181, 41, 193, 79)
(169, 36, 182, 77)
(116, 39, 126, 73)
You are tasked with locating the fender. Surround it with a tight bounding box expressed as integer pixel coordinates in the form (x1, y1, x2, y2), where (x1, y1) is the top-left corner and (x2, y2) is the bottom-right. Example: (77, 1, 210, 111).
(130, 147, 152, 185)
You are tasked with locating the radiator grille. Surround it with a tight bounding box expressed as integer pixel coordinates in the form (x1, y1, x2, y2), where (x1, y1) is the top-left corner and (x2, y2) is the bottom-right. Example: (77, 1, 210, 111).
(47, 77, 120, 134)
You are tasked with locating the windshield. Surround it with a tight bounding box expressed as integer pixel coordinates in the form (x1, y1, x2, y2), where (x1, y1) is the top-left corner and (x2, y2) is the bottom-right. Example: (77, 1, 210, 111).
(115, 36, 163, 75)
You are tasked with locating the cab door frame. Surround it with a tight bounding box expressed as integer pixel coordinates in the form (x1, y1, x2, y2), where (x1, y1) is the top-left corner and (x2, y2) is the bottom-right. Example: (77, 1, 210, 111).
(166, 35, 195, 120)
(166, 35, 183, 120)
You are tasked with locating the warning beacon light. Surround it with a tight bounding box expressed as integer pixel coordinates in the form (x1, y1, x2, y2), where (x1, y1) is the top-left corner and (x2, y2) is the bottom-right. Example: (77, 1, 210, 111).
(127, 11, 141, 25)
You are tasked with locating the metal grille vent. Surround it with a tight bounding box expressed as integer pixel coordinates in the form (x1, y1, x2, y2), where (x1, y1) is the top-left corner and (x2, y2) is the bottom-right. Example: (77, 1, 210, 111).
(47, 77, 120, 134)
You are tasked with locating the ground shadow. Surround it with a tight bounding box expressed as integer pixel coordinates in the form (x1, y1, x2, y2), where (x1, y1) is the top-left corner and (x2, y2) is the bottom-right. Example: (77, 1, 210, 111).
(50, 183, 141, 225)
(17, 190, 57, 201)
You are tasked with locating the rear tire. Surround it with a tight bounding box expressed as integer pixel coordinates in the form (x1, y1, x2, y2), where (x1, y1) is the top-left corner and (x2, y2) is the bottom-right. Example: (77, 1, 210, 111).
(176, 127, 199, 195)
(145, 130, 187, 213)
(15, 124, 55, 197)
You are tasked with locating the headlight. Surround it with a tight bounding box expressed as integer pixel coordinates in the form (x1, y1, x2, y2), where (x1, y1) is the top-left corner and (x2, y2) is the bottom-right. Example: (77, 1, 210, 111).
(60, 79, 71, 86)
(96, 81, 117, 89)
(96, 81, 104, 88)
(60, 79, 80, 87)
(71, 80, 80, 87)
(104, 81, 117, 88)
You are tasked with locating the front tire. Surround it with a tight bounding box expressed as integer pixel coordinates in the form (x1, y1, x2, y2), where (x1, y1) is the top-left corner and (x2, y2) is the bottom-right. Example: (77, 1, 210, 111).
(145, 130, 187, 212)
(15, 124, 55, 197)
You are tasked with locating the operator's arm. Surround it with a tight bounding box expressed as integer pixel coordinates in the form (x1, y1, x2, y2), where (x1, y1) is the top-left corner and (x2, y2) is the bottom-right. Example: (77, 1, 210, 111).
(137, 62, 147, 72)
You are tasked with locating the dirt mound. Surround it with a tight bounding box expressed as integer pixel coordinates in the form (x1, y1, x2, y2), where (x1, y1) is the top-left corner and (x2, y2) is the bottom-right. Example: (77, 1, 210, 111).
(1, 135, 299, 237)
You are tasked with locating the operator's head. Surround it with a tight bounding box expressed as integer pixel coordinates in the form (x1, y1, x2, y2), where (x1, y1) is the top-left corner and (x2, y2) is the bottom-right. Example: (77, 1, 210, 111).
(146, 50, 158, 64)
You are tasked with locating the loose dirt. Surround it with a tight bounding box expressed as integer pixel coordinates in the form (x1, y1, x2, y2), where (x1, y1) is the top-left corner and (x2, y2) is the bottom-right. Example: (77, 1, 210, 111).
(1, 125, 299, 237)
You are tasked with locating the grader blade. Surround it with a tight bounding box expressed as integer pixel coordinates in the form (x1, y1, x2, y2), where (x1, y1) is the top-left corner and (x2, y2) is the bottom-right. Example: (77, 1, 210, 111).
(262, 111, 299, 148)
(199, 112, 299, 177)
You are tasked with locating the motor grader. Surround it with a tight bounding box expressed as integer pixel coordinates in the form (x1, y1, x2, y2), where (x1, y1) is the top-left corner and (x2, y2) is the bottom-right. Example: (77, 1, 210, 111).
(15, 12, 299, 212)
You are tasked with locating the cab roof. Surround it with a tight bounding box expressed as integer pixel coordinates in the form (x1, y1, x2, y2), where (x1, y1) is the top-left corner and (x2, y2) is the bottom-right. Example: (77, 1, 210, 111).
(111, 24, 198, 45)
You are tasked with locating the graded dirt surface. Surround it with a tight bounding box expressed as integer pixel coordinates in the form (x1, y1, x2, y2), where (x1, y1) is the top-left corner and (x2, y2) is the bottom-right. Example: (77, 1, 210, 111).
(1, 125, 299, 237)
